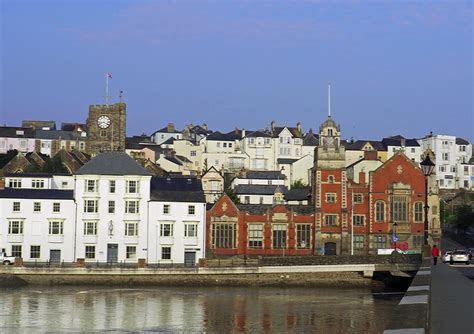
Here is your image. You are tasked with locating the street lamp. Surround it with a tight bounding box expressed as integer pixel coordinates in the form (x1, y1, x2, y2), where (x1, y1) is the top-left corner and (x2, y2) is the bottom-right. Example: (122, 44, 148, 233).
(420, 154, 435, 245)
(392, 222, 398, 250)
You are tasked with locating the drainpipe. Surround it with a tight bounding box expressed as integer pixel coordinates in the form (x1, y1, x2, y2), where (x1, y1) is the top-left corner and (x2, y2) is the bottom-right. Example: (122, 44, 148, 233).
(73, 175, 77, 262)
(147, 200, 150, 264)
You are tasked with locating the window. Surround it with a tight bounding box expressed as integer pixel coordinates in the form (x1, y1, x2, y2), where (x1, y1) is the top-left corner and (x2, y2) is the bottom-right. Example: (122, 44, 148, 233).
(125, 200, 139, 214)
(100, 130, 107, 138)
(11, 245, 22, 258)
(125, 222, 138, 236)
(126, 180, 139, 193)
(414, 202, 423, 222)
(30, 246, 40, 259)
(390, 195, 408, 223)
(211, 223, 236, 248)
(326, 193, 336, 203)
(109, 180, 116, 193)
(244, 196, 250, 204)
(184, 223, 198, 237)
(450, 166, 456, 173)
(190, 150, 196, 157)
(84, 200, 98, 213)
(223, 143, 227, 148)
(249, 138, 255, 145)
(324, 215, 337, 226)
(259, 196, 264, 204)
(85, 180, 98, 192)
(160, 223, 173, 237)
(248, 224, 263, 249)
(108, 201, 115, 213)
(163, 204, 170, 214)
(49, 221, 63, 235)
(8, 179, 22, 188)
(161, 247, 171, 260)
(354, 235, 365, 249)
(296, 224, 311, 249)
(229, 143, 233, 148)
(13, 202, 21, 212)
(353, 193, 363, 204)
(85, 246, 95, 259)
(8, 220, 23, 234)
(412, 235, 424, 248)
(84, 221, 97, 235)
(216, 142, 221, 148)
(439, 165, 446, 172)
(352, 215, 365, 226)
(32, 179, 44, 189)
(375, 201, 385, 222)
(374, 235, 387, 249)
(61, 181, 68, 189)
(273, 224, 287, 249)
(34, 202, 41, 212)
(188, 205, 195, 215)
(328, 176, 334, 183)
(126, 246, 136, 259)
(79, 142, 85, 150)
(442, 153, 449, 161)
(411, 148, 415, 153)
(51, 202, 60, 213)
(264, 138, 270, 145)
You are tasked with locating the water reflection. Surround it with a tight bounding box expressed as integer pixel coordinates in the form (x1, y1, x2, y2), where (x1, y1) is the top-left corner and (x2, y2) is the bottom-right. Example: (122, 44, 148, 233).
(0, 286, 401, 333)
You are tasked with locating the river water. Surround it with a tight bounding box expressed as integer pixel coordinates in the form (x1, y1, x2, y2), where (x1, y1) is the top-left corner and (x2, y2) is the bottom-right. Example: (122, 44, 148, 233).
(0, 286, 401, 333)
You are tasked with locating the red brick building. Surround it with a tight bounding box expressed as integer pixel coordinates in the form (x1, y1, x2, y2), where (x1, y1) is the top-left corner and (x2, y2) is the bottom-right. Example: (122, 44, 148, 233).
(206, 194, 315, 257)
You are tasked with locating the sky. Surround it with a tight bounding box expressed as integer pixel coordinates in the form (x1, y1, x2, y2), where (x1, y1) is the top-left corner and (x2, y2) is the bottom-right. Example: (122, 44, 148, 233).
(1, 0, 473, 142)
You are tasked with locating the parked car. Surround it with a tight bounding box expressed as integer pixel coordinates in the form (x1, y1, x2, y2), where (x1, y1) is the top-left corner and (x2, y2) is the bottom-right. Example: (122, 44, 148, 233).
(0, 252, 16, 265)
(442, 251, 453, 263)
(449, 250, 470, 265)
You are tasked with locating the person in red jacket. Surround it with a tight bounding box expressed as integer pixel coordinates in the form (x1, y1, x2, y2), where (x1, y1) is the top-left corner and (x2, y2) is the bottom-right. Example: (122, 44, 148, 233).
(432, 245, 440, 265)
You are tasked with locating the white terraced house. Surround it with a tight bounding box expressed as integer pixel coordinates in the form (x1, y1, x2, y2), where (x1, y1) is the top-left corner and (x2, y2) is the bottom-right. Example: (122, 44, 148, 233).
(74, 152, 152, 264)
(0, 187, 76, 263)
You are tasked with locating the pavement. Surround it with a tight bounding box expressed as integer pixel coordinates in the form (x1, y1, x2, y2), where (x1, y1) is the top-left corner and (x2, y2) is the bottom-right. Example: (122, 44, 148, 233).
(429, 238, 474, 334)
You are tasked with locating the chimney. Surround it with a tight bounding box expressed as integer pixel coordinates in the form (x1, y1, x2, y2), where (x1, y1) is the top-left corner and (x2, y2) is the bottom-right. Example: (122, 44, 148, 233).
(364, 150, 377, 160)
(359, 171, 366, 184)
(242, 129, 246, 138)
(271, 120, 276, 132)
(296, 122, 301, 133)
(401, 138, 406, 147)
(202, 123, 208, 131)
(167, 123, 175, 132)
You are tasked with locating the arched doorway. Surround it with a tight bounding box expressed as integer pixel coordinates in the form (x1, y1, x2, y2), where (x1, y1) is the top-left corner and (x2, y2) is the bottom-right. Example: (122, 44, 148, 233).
(324, 242, 337, 256)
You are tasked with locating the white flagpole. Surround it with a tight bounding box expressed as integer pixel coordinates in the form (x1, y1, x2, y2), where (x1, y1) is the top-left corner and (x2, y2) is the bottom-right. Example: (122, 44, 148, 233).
(328, 83, 331, 118)
(105, 73, 109, 105)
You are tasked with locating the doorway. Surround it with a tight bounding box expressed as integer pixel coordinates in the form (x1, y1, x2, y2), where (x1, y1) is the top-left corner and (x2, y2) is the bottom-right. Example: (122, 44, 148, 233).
(324, 242, 337, 256)
(184, 251, 196, 267)
(107, 244, 118, 264)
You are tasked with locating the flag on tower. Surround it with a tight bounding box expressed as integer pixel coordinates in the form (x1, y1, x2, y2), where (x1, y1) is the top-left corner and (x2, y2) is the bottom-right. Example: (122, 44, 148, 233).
(108, 73, 112, 78)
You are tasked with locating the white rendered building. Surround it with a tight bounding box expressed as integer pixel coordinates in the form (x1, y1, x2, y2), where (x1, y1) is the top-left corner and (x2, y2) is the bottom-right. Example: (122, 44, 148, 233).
(74, 152, 152, 264)
(419, 133, 473, 189)
(0, 188, 76, 263)
(148, 176, 206, 266)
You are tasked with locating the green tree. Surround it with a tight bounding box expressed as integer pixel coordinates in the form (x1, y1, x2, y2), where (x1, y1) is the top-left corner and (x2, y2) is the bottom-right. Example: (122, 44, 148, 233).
(224, 187, 240, 204)
(454, 204, 474, 232)
(290, 179, 307, 189)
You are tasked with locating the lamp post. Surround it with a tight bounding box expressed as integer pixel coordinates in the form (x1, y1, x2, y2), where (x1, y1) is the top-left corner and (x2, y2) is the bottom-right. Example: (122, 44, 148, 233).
(392, 222, 398, 250)
(420, 155, 435, 246)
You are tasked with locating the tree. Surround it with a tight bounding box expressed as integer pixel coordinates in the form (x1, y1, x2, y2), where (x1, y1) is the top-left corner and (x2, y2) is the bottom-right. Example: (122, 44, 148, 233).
(290, 179, 307, 189)
(224, 187, 240, 204)
(454, 204, 474, 232)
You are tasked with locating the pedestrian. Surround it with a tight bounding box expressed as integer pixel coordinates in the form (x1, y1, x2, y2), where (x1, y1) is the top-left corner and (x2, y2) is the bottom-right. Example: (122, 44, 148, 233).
(432, 245, 440, 265)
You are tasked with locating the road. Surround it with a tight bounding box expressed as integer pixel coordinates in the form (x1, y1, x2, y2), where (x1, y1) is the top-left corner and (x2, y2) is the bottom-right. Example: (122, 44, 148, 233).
(440, 236, 474, 280)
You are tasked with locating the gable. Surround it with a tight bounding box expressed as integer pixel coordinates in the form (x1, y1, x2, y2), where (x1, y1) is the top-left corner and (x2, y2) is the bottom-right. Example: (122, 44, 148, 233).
(278, 128, 293, 138)
(209, 194, 240, 217)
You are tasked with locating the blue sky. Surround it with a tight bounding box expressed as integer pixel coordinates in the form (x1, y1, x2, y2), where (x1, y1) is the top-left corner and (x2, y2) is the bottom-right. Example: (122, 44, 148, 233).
(1, 0, 472, 141)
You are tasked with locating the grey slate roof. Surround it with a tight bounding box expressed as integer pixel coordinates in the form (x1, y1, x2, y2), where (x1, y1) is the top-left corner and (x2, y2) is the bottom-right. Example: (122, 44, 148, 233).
(35, 130, 81, 140)
(346, 140, 386, 151)
(236, 204, 314, 215)
(206, 131, 239, 141)
(0, 188, 74, 200)
(382, 136, 420, 147)
(4, 172, 54, 178)
(234, 184, 288, 195)
(456, 137, 470, 145)
(244, 170, 285, 180)
(303, 131, 319, 146)
(150, 176, 205, 202)
(76, 152, 151, 176)
(284, 187, 312, 201)
(245, 130, 271, 138)
(277, 158, 299, 165)
(0, 126, 35, 138)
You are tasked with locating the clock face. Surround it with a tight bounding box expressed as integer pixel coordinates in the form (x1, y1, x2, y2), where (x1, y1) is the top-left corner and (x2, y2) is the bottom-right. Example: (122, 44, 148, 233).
(97, 115, 111, 129)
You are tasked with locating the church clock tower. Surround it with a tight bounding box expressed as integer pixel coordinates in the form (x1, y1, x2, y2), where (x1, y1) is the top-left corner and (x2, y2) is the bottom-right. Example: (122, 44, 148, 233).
(86, 102, 126, 156)
(313, 84, 348, 255)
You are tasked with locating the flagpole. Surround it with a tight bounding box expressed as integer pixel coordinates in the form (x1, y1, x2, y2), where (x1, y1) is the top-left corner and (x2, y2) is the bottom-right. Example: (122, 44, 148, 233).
(105, 73, 109, 105)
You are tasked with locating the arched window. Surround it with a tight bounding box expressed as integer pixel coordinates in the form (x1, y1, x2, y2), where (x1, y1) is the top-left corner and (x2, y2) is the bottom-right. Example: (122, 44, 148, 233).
(375, 201, 385, 222)
(328, 175, 335, 183)
(414, 202, 423, 222)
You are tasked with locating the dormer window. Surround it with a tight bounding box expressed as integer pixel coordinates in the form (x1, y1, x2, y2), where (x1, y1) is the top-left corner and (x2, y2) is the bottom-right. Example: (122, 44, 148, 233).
(328, 129, 333, 136)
